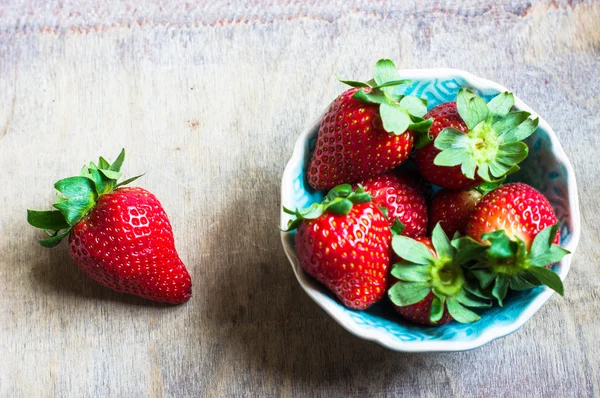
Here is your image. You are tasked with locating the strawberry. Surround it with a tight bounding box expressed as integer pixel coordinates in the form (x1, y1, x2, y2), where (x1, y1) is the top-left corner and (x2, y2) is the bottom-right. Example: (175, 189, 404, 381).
(429, 188, 482, 237)
(455, 183, 570, 305)
(27, 150, 192, 304)
(414, 89, 539, 190)
(307, 59, 432, 190)
(284, 185, 391, 310)
(388, 223, 490, 326)
(357, 171, 428, 238)
(466, 183, 560, 247)
(395, 291, 454, 326)
(414, 102, 479, 190)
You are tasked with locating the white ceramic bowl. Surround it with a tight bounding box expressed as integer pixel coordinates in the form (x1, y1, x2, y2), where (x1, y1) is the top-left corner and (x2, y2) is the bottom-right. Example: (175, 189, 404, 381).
(280, 68, 581, 352)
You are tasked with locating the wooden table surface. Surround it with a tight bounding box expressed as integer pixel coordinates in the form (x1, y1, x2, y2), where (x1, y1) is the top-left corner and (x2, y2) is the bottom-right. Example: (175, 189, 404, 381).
(1, 1, 599, 396)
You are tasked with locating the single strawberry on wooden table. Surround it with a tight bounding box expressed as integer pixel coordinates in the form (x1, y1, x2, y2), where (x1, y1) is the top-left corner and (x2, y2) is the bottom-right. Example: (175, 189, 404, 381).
(357, 171, 428, 238)
(455, 182, 570, 305)
(307, 59, 432, 190)
(414, 89, 539, 190)
(27, 149, 192, 304)
(388, 222, 490, 326)
(284, 185, 391, 310)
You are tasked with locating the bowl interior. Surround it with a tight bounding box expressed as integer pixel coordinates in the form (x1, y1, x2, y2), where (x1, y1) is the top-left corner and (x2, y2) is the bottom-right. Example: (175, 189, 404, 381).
(281, 73, 578, 351)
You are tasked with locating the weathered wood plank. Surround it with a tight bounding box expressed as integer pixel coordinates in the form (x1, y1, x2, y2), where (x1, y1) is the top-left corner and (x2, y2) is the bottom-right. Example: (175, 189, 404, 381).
(0, 1, 599, 397)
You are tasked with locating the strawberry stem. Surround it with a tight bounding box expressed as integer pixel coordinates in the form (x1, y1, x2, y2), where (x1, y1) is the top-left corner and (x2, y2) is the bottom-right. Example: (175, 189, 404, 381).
(337, 59, 433, 137)
(433, 88, 537, 183)
(455, 224, 569, 305)
(283, 184, 373, 232)
(27, 149, 143, 248)
(389, 223, 490, 324)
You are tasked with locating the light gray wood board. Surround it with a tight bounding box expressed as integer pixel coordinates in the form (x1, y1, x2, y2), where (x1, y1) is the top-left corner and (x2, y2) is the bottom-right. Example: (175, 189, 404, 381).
(0, 0, 599, 396)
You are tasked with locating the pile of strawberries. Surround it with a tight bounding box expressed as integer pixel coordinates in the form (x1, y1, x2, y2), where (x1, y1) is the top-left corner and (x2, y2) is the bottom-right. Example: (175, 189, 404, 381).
(285, 59, 569, 326)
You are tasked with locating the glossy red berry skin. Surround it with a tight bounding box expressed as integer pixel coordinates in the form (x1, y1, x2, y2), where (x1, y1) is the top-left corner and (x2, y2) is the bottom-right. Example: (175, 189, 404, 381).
(395, 291, 453, 326)
(465, 183, 559, 249)
(295, 203, 391, 310)
(429, 189, 482, 237)
(359, 171, 428, 238)
(391, 238, 452, 326)
(69, 187, 192, 304)
(414, 102, 482, 190)
(307, 88, 414, 190)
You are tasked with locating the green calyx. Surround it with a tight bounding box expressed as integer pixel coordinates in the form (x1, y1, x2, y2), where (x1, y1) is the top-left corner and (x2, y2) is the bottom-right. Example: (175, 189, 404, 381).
(283, 184, 373, 231)
(434, 88, 538, 183)
(454, 224, 570, 306)
(388, 223, 490, 324)
(337, 59, 432, 138)
(27, 149, 143, 248)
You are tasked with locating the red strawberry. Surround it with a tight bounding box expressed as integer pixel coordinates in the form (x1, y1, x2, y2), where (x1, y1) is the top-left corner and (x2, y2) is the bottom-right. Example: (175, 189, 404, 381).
(358, 171, 428, 238)
(308, 88, 413, 190)
(392, 237, 452, 325)
(414, 102, 480, 190)
(456, 182, 569, 305)
(395, 291, 454, 326)
(27, 150, 192, 304)
(429, 189, 482, 237)
(388, 224, 490, 326)
(285, 185, 391, 310)
(307, 59, 432, 190)
(415, 89, 539, 190)
(466, 183, 559, 248)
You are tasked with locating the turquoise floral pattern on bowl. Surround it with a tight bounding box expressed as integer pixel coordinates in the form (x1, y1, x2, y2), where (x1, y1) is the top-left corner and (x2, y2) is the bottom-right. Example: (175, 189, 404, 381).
(280, 69, 581, 352)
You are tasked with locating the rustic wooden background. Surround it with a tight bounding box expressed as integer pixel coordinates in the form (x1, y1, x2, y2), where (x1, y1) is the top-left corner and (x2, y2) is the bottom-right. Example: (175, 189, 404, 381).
(1, 0, 598, 396)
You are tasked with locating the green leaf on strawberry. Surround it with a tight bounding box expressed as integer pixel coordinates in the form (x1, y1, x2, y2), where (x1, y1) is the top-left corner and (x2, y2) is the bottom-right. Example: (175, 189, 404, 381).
(487, 91, 514, 119)
(27, 210, 71, 231)
(390, 218, 405, 236)
(283, 184, 374, 232)
(389, 223, 490, 325)
(388, 281, 431, 306)
(334, 76, 370, 88)
(352, 89, 386, 104)
(372, 59, 403, 90)
(456, 89, 489, 130)
(380, 102, 412, 135)
(27, 149, 143, 248)
(453, 223, 569, 306)
(433, 88, 538, 183)
(337, 59, 433, 137)
(399, 96, 428, 118)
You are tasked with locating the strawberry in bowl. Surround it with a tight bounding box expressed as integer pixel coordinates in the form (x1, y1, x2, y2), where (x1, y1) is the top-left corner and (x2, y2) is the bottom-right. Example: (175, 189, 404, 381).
(414, 89, 537, 190)
(281, 62, 580, 352)
(284, 185, 391, 310)
(307, 59, 431, 190)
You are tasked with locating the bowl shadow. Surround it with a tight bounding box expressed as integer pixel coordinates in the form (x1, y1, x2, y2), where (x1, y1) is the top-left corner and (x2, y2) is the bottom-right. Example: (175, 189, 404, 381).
(200, 168, 444, 390)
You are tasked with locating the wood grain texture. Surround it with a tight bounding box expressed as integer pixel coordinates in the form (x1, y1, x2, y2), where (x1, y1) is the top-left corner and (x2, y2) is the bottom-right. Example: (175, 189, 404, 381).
(1, 0, 599, 396)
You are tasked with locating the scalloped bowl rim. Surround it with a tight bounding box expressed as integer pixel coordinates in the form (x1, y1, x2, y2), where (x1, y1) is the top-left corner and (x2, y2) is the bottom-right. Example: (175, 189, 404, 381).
(280, 68, 581, 352)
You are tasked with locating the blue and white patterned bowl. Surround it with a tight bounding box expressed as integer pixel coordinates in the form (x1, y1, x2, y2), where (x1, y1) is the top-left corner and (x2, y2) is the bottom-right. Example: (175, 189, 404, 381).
(280, 69, 581, 352)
